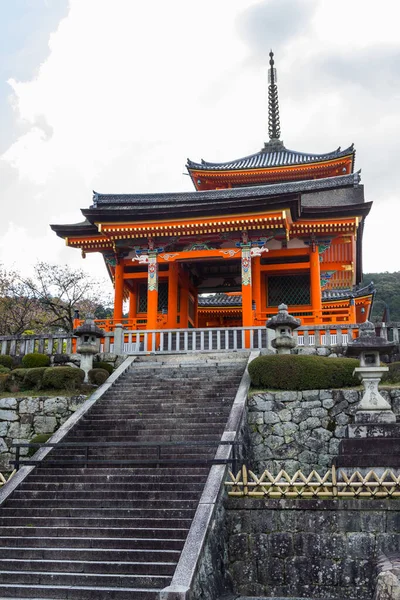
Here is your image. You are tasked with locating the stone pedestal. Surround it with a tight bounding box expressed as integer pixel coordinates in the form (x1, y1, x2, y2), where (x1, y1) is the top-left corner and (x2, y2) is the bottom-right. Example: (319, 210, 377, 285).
(353, 366, 395, 423)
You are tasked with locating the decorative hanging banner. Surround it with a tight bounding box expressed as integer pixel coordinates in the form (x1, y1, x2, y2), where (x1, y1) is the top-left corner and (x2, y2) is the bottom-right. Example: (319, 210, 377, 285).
(148, 252, 158, 292)
(241, 245, 252, 286)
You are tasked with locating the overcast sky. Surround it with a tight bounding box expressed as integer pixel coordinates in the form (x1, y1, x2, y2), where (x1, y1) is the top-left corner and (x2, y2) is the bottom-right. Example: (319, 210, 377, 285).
(1, 0, 400, 291)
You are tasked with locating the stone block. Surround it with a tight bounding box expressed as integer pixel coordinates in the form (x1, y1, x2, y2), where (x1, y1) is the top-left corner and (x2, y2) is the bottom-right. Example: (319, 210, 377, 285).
(302, 390, 320, 401)
(253, 444, 273, 460)
(278, 408, 292, 422)
(335, 413, 350, 425)
(0, 398, 17, 410)
(0, 409, 18, 422)
(311, 407, 328, 418)
(360, 511, 386, 533)
(19, 398, 40, 414)
(0, 438, 8, 453)
(297, 347, 317, 355)
(0, 452, 12, 471)
(264, 435, 284, 450)
(329, 438, 340, 455)
(281, 459, 300, 473)
(347, 532, 375, 558)
(257, 557, 284, 585)
(292, 407, 311, 424)
(300, 417, 322, 432)
(311, 558, 338, 586)
(286, 556, 313, 584)
(248, 394, 274, 412)
(339, 558, 374, 588)
(248, 412, 264, 425)
(43, 397, 68, 415)
(330, 400, 349, 416)
(313, 427, 333, 442)
(33, 415, 57, 434)
(8, 422, 33, 439)
(263, 411, 280, 424)
(318, 533, 347, 559)
(0, 422, 8, 437)
(323, 398, 335, 409)
(376, 534, 400, 555)
(269, 532, 293, 557)
(337, 511, 361, 533)
(276, 391, 300, 402)
(320, 390, 333, 400)
(294, 532, 320, 557)
(228, 533, 249, 562)
(387, 513, 400, 533)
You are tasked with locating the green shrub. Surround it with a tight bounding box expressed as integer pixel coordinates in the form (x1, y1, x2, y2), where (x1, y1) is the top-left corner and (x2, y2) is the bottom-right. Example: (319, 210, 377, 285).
(92, 361, 113, 374)
(23, 367, 47, 390)
(0, 365, 10, 374)
(7, 369, 27, 392)
(88, 368, 110, 385)
(382, 362, 400, 384)
(0, 373, 10, 392)
(42, 366, 85, 390)
(22, 353, 50, 368)
(0, 355, 12, 369)
(28, 433, 52, 457)
(248, 354, 360, 391)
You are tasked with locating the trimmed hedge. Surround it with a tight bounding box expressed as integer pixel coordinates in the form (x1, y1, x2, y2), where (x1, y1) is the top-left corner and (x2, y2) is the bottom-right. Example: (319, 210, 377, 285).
(248, 354, 360, 391)
(93, 361, 113, 375)
(0, 355, 13, 369)
(23, 367, 48, 390)
(0, 365, 10, 374)
(382, 362, 400, 384)
(42, 366, 85, 390)
(0, 373, 10, 392)
(22, 353, 50, 368)
(88, 368, 110, 385)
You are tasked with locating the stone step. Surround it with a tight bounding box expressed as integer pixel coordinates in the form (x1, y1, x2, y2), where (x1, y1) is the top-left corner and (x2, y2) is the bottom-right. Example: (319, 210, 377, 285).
(0, 570, 170, 589)
(0, 547, 181, 561)
(0, 535, 185, 549)
(0, 559, 177, 576)
(0, 516, 194, 528)
(0, 584, 160, 599)
(5, 498, 199, 510)
(17, 482, 205, 492)
(12, 490, 201, 501)
(0, 506, 196, 518)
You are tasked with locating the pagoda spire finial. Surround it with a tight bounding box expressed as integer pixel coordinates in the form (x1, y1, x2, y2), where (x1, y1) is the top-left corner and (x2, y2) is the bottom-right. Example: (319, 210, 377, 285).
(268, 50, 281, 141)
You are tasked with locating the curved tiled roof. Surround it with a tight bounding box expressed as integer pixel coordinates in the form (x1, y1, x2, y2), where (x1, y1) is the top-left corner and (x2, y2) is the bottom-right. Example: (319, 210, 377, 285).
(187, 144, 355, 172)
(197, 284, 375, 309)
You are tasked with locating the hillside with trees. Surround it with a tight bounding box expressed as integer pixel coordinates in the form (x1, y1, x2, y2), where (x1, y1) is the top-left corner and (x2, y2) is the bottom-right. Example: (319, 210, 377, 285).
(361, 272, 400, 322)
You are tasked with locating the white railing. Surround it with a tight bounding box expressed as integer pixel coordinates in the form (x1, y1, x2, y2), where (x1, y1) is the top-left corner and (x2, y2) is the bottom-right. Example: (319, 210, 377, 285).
(2, 323, 394, 357)
(107, 324, 361, 355)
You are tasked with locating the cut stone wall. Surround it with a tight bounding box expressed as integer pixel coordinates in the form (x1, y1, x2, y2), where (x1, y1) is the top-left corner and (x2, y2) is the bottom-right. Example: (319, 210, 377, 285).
(248, 389, 400, 474)
(0, 395, 86, 471)
(226, 497, 400, 600)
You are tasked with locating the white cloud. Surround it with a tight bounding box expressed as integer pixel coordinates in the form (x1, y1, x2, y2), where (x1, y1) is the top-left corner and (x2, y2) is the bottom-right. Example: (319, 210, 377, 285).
(1, 0, 400, 280)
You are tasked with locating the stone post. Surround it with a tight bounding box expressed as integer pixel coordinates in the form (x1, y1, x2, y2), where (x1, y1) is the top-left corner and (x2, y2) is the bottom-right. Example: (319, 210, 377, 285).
(113, 323, 124, 355)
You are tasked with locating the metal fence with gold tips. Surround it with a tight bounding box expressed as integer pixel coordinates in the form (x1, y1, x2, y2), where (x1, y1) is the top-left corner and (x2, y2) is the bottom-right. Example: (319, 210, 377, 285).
(225, 465, 400, 498)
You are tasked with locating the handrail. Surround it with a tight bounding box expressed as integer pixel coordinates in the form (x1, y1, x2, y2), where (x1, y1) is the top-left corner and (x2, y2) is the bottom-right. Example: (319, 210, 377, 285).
(11, 440, 244, 472)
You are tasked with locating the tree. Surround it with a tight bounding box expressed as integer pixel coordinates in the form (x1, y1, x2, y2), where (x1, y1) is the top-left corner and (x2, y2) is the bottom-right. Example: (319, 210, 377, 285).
(0, 265, 48, 335)
(22, 262, 112, 332)
(361, 272, 400, 322)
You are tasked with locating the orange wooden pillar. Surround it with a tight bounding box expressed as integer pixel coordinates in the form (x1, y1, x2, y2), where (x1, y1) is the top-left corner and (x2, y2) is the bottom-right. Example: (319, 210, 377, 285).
(128, 282, 137, 325)
(310, 244, 322, 324)
(146, 252, 158, 349)
(252, 256, 261, 323)
(349, 296, 356, 324)
(114, 261, 125, 322)
(168, 263, 179, 329)
(241, 244, 253, 347)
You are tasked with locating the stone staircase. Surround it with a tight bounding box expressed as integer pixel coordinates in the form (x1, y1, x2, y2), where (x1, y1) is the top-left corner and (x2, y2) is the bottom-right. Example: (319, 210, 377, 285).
(0, 353, 248, 599)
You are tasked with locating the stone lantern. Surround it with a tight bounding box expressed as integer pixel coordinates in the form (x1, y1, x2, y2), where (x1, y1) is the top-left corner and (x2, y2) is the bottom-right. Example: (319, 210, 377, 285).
(346, 320, 397, 422)
(73, 315, 105, 383)
(266, 303, 301, 354)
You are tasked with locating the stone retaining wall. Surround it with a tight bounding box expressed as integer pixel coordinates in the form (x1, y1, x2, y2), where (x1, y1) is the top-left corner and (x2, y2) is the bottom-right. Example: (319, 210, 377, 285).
(226, 497, 400, 600)
(0, 395, 86, 471)
(248, 388, 400, 474)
